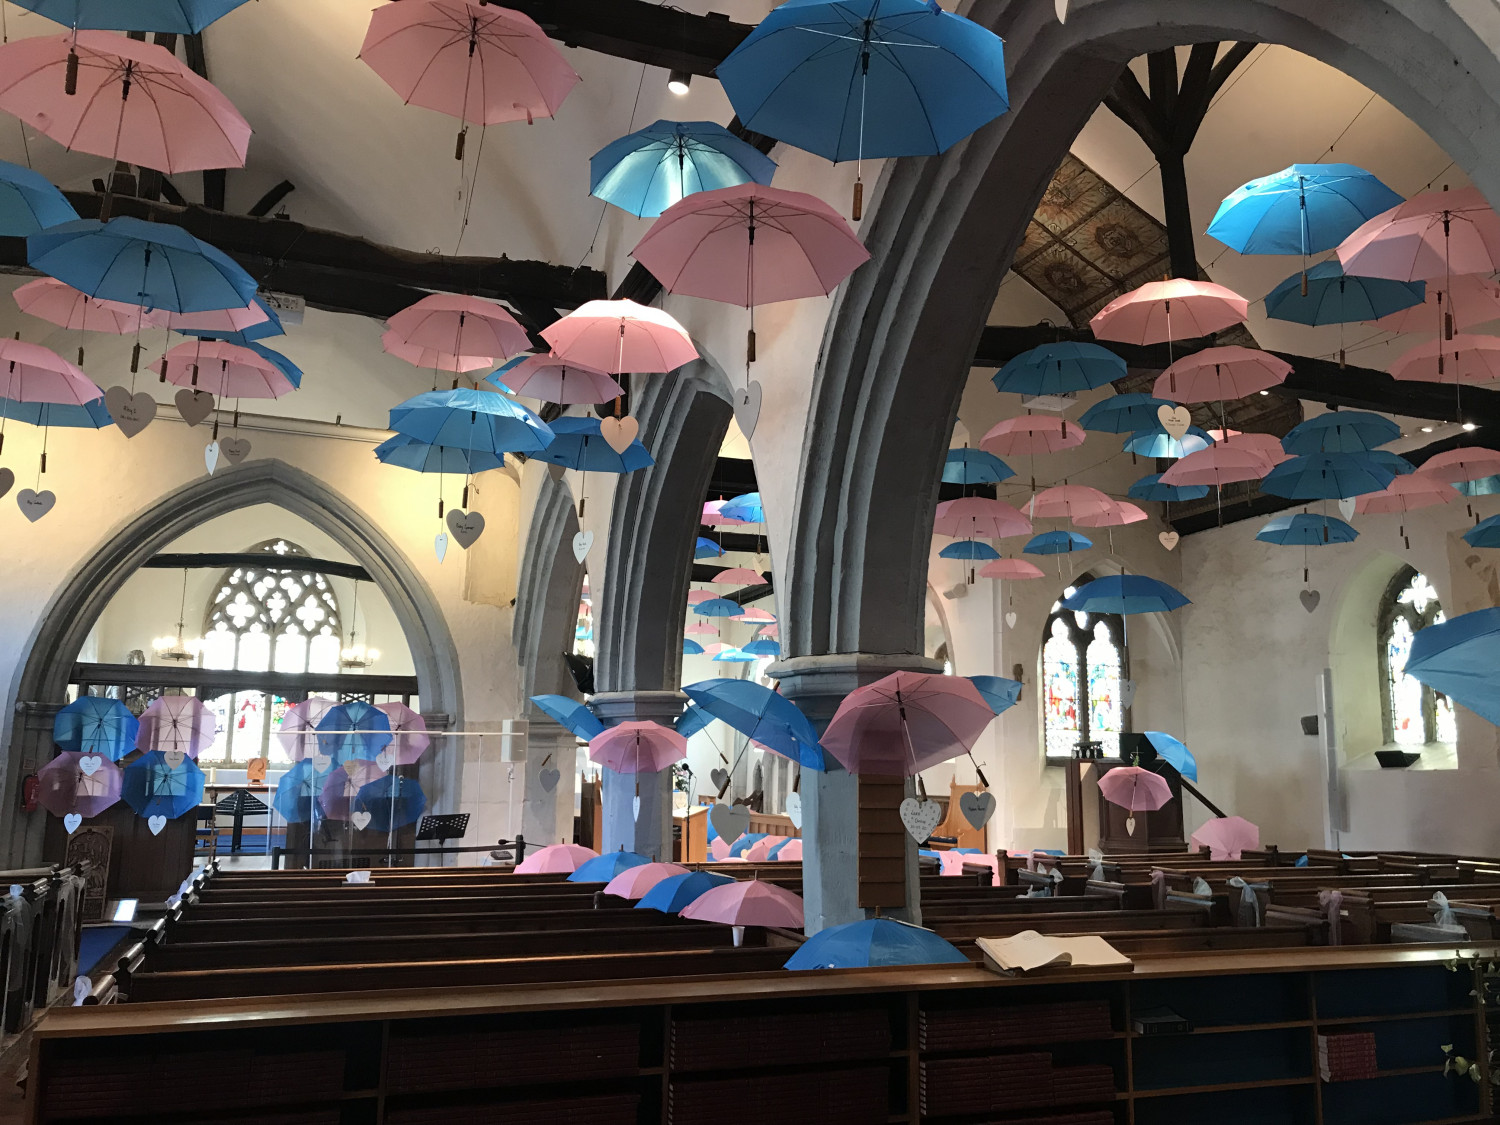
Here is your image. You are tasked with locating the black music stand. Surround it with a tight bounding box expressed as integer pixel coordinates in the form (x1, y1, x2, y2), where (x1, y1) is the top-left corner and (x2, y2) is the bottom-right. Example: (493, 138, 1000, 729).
(416, 813, 470, 847)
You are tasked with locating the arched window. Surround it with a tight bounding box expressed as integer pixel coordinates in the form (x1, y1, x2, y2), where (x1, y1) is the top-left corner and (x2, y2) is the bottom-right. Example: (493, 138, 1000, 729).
(1379, 567, 1457, 746)
(1042, 580, 1130, 760)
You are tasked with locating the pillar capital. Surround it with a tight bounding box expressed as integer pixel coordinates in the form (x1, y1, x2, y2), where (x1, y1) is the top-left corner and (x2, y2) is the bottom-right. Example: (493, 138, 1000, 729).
(589, 690, 688, 727)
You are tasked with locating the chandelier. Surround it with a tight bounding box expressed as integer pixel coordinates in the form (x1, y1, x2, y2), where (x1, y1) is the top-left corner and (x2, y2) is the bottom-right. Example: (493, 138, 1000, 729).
(152, 568, 199, 663)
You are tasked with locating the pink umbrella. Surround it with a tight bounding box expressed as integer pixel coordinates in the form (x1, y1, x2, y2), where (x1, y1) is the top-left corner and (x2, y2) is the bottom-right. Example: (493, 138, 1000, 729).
(685, 623, 718, 636)
(1030, 484, 1114, 521)
(687, 589, 717, 605)
(757, 623, 780, 638)
(376, 702, 431, 767)
(709, 836, 734, 861)
(1159, 444, 1273, 487)
(495, 354, 623, 404)
(0, 340, 102, 404)
(14, 278, 163, 344)
(604, 861, 688, 899)
(136, 696, 217, 760)
(37, 752, 123, 820)
(1154, 346, 1291, 402)
(158, 302, 272, 335)
(701, 642, 733, 656)
(1098, 765, 1172, 813)
(588, 722, 686, 774)
(540, 300, 698, 376)
(276, 697, 336, 761)
(1417, 447, 1500, 484)
(773, 838, 803, 861)
(386, 294, 531, 365)
(0, 32, 250, 173)
(1216, 432, 1291, 468)
(381, 329, 494, 373)
(680, 878, 804, 929)
(742, 836, 787, 862)
(933, 496, 1032, 539)
(980, 415, 1086, 457)
(978, 558, 1044, 580)
(1370, 274, 1500, 334)
(515, 843, 598, 874)
(149, 340, 297, 399)
(1191, 815, 1261, 861)
(1090, 279, 1248, 345)
(321, 760, 389, 822)
(1339, 186, 1500, 280)
(1073, 499, 1149, 528)
(702, 499, 749, 526)
(1356, 474, 1460, 515)
(1390, 334, 1500, 385)
(734, 607, 776, 623)
(820, 671, 996, 776)
(710, 567, 765, 585)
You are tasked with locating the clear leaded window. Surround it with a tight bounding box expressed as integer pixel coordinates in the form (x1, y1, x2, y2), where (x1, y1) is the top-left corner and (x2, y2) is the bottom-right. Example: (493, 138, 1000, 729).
(1042, 579, 1129, 760)
(1379, 567, 1456, 746)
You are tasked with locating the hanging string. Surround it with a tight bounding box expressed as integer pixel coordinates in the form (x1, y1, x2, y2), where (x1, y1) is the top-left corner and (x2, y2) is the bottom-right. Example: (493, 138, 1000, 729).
(575, 64, 648, 268)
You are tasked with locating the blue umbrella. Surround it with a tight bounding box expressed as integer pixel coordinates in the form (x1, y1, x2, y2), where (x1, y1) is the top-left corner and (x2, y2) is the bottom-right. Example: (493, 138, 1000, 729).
(714, 648, 757, 662)
(1263, 261, 1425, 326)
(767, 837, 799, 860)
(314, 701, 393, 763)
(969, 675, 1022, 715)
(992, 342, 1125, 396)
(590, 120, 778, 218)
(375, 434, 507, 475)
(637, 870, 735, 913)
(784, 917, 968, 970)
(179, 296, 286, 344)
(1405, 607, 1500, 726)
(1282, 410, 1400, 454)
(683, 638, 706, 655)
(1124, 426, 1212, 459)
(1024, 530, 1092, 555)
(684, 678, 825, 770)
(1465, 514, 1500, 547)
(695, 537, 726, 559)
(1368, 450, 1416, 476)
(1256, 513, 1358, 545)
(0, 159, 77, 236)
(1206, 164, 1404, 256)
(939, 540, 999, 560)
(742, 638, 781, 657)
(527, 416, 654, 473)
(351, 774, 427, 833)
(529, 695, 605, 740)
(0, 397, 113, 430)
(53, 697, 138, 760)
(480, 356, 523, 394)
(1129, 473, 1209, 503)
(695, 597, 744, 617)
(28, 217, 257, 313)
(676, 702, 715, 738)
(943, 447, 1013, 484)
(13, 0, 251, 32)
(389, 388, 554, 455)
(1457, 475, 1500, 498)
(1143, 731, 1197, 783)
(1079, 393, 1174, 434)
(272, 757, 331, 825)
(719, 492, 764, 523)
(1261, 452, 1398, 500)
(569, 850, 651, 882)
(121, 751, 205, 819)
(1061, 575, 1189, 615)
(729, 833, 770, 858)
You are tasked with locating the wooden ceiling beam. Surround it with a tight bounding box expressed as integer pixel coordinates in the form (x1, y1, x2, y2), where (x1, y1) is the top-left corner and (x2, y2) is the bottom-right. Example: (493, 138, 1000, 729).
(506, 0, 752, 78)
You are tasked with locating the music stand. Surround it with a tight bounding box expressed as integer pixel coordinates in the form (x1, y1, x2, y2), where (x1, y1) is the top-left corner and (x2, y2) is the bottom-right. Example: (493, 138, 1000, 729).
(416, 813, 470, 846)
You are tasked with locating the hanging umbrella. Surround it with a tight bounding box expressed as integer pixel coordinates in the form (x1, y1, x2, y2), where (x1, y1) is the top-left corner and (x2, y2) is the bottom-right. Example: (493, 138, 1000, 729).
(685, 620, 719, 635)
(991, 342, 1125, 396)
(1090, 279, 1248, 345)
(943, 447, 1012, 484)
(969, 675, 1022, 715)
(36, 752, 122, 820)
(1457, 475, 1500, 497)
(1356, 474, 1460, 514)
(1143, 731, 1197, 783)
(314, 700, 393, 764)
(676, 703, 715, 740)
(386, 294, 531, 365)
(1062, 575, 1189, 615)
(714, 648, 757, 662)
(136, 695, 216, 759)
(14, 278, 163, 343)
(376, 702, 431, 767)
(271, 756, 331, 825)
(1261, 452, 1399, 500)
(1264, 260, 1425, 325)
(709, 567, 765, 585)
(1191, 815, 1261, 861)
(702, 498, 750, 527)
(717, 0, 1008, 216)
(1339, 186, 1500, 280)
(939, 541, 999, 562)
(978, 558, 1043, 580)
(1255, 513, 1358, 545)
(149, 339, 299, 398)
(1405, 608, 1500, 726)
(53, 696, 138, 760)
(350, 773, 427, 833)
(734, 606, 776, 623)
(1023, 530, 1092, 555)
(683, 638, 706, 655)
(515, 842, 599, 874)
(680, 879, 804, 928)
(529, 694, 604, 740)
(1030, 484, 1114, 521)
(1078, 393, 1174, 433)
(1123, 426, 1212, 459)
(528, 416, 654, 473)
(486, 354, 623, 404)
(695, 537, 725, 559)
(1282, 410, 1400, 455)
(820, 670, 995, 776)
(695, 598, 744, 618)
(1370, 274, 1500, 334)
(121, 750, 205, 820)
(1390, 334, 1500, 385)
(319, 759, 389, 823)
(684, 677, 825, 770)
(604, 861, 690, 899)
(588, 721, 685, 773)
(1464, 514, 1500, 547)
(1155, 346, 1291, 402)
(1129, 473, 1209, 502)
(276, 697, 335, 761)
(163, 295, 283, 341)
(933, 496, 1031, 539)
(0, 340, 103, 405)
(0, 32, 250, 172)
(1098, 765, 1172, 811)
(28, 217, 257, 313)
(770, 837, 802, 861)
(742, 638, 780, 657)
(1207, 164, 1404, 255)
(569, 850, 652, 883)
(389, 387, 554, 454)
(1217, 432, 1293, 468)
(1073, 499, 1148, 528)
(636, 870, 734, 913)
(720, 493, 765, 523)
(1417, 447, 1500, 486)
(0, 159, 78, 236)
(374, 433, 507, 475)
(784, 917, 967, 970)
(12, 0, 251, 32)
(1159, 444, 1273, 487)
(980, 415, 1086, 457)
(540, 299, 698, 376)
(381, 329, 494, 374)
(591, 119, 777, 219)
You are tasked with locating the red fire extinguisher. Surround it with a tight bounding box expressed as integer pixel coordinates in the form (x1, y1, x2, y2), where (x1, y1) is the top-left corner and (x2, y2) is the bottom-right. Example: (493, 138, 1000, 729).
(19, 775, 37, 813)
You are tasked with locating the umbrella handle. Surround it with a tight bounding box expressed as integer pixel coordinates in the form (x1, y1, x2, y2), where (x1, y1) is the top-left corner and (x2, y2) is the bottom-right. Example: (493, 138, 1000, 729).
(65, 48, 79, 96)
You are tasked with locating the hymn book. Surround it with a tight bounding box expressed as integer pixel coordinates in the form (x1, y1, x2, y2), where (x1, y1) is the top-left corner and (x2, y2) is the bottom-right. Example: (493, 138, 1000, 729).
(975, 931, 1134, 975)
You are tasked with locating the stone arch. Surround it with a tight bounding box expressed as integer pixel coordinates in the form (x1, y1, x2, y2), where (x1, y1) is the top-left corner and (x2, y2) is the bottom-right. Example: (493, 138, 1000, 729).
(3, 458, 464, 864)
(782, 0, 1500, 660)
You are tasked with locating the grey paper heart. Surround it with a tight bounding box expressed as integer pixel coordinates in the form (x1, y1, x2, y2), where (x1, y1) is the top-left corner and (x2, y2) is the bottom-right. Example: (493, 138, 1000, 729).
(79, 755, 103, 776)
(104, 386, 156, 437)
(1338, 497, 1357, 520)
(63, 813, 82, 834)
(539, 767, 560, 793)
(1159, 531, 1180, 551)
(175, 388, 215, 427)
(1300, 589, 1321, 613)
(899, 797, 944, 843)
(220, 435, 251, 464)
(0, 467, 13, 502)
(17, 489, 55, 522)
(572, 530, 593, 562)
(784, 790, 802, 829)
(434, 532, 448, 563)
(709, 801, 750, 846)
(350, 811, 372, 830)
(162, 750, 187, 771)
(204, 440, 220, 475)
(1121, 679, 1138, 708)
(446, 508, 486, 549)
(1005, 611, 1018, 628)
(632, 795, 641, 821)
(1157, 404, 1191, 440)
(599, 414, 639, 454)
(734, 380, 763, 440)
(958, 790, 996, 829)
(710, 767, 730, 792)
(148, 815, 167, 836)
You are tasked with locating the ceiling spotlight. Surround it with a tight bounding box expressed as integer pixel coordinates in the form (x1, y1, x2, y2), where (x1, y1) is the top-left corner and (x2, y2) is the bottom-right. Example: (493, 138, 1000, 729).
(667, 70, 692, 95)
(1464, 422, 1479, 431)
(1258, 389, 1270, 396)
(1421, 426, 1434, 433)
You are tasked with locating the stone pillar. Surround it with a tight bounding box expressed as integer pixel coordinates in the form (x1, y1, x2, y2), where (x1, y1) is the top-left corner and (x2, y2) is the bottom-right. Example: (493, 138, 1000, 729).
(590, 690, 687, 861)
(521, 717, 579, 847)
(767, 654, 941, 933)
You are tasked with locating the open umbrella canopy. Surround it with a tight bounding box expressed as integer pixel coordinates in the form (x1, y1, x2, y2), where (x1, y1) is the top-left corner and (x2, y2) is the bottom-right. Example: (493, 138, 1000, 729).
(702, 499, 750, 526)
(1030, 484, 1114, 521)
(1464, 514, 1500, 548)
(1356, 473, 1460, 515)
(381, 329, 494, 373)
(515, 843, 599, 875)
(1154, 346, 1291, 402)
(386, 294, 531, 363)
(1123, 425, 1213, 460)
(165, 294, 284, 342)
(122, 751, 205, 820)
(529, 695, 604, 740)
(1098, 765, 1172, 812)
(1261, 452, 1399, 500)
(1159, 444, 1273, 487)
(0, 159, 77, 236)
(1207, 164, 1404, 255)
(969, 675, 1022, 715)
(674, 702, 715, 738)
(1144, 731, 1197, 783)
(943, 447, 1013, 484)
(1078, 393, 1175, 433)
(1390, 334, 1500, 385)
(694, 537, 725, 559)
(978, 558, 1044, 580)
(276, 698, 335, 761)
(0, 340, 102, 404)
(1090, 278, 1248, 344)
(1256, 513, 1358, 545)
(540, 299, 698, 375)
(1339, 185, 1500, 280)
(714, 647, 756, 662)
(1023, 530, 1092, 555)
(680, 878, 804, 928)
(272, 756, 333, 824)
(315, 701, 393, 763)
(933, 496, 1031, 539)
(604, 861, 689, 899)
(568, 849, 651, 883)
(684, 677, 825, 770)
(1074, 499, 1148, 528)
(588, 721, 686, 773)
(991, 342, 1124, 396)
(350, 774, 427, 833)
(37, 752, 122, 819)
(320, 760, 389, 822)
(708, 567, 764, 585)
(820, 670, 995, 776)
(1403, 607, 1500, 726)
(374, 434, 507, 475)
(720, 492, 765, 523)
(136, 696, 216, 759)
(13, 277, 161, 336)
(1263, 260, 1425, 325)
(694, 597, 744, 617)
(1192, 815, 1261, 861)
(528, 416, 654, 473)
(485, 354, 624, 404)
(939, 540, 999, 560)
(1371, 274, 1500, 334)
(12, 0, 251, 31)
(683, 639, 705, 655)
(636, 870, 734, 913)
(375, 702, 431, 767)
(742, 638, 780, 657)
(1418, 447, 1500, 485)
(1129, 473, 1210, 502)
(53, 696, 138, 760)
(785, 918, 967, 970)
(389, 388, 554, 454)
(591, 120, 777, 219)
(1457, 475, 1500, 497)
(1062, 575, 1189, 615)
(150, 339, 300, 399)
(980, 415, 1086, 457)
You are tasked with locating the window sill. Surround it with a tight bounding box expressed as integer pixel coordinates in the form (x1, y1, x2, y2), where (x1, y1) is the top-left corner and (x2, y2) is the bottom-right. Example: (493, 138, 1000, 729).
(1343, 742, 1458, 771)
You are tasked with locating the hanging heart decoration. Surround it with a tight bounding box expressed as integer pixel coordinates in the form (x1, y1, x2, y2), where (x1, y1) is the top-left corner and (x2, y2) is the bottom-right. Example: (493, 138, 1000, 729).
(174, 388, 215, 427)
(784, 790, 802, 829)
(350, 811, 372, 830)
(0, 468, 12, 501)
(104, 386, 156, 437)
(1159, 531, 1180, 551)
(446, 508, 486, 549)
(17, 489, 55, 522)
(959, 790, 996, 829)
(1157, 405, 1191, 440)
(204, 440, 220, 474)
(599, 415, 639, 454)
(78, 755, 103, 777)
(734, 381, 763, 440)
(434, 532, 449, 563)
(709, 801, 750, 846)
(220, 435, 251, 464)
(162, 750, 186, 771)
(1300, 589, 1321, 613)
(63, 813, 82, 834)
(1005, 611, 1018, 628)
(572, 530, 593, 562)
(539, 767, 561, 793)
(148, 815, 167, 836)
(899, 796, 944, 843)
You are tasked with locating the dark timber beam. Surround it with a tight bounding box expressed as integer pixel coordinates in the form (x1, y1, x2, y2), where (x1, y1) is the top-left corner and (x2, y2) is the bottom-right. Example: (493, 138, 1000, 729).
(508, 0, 752, 77)
(143, 552, 372, 581)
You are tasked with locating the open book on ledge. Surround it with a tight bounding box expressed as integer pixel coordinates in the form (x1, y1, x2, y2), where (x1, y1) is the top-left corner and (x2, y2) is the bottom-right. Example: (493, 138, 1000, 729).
(976, 931, 1134, 976)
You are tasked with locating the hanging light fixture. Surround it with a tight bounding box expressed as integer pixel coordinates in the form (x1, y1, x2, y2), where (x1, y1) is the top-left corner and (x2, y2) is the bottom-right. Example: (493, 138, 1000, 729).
(340, 581, 381, 670)
(152, 568, 200, 663)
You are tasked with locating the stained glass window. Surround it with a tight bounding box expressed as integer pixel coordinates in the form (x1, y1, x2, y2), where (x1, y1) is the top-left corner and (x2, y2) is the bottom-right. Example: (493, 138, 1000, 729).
(1379, 567, 1454, 746)
(1042, 578, 1130, 760)
(1043, 618, 1080, 759)
(1086, 621, 1123, 758)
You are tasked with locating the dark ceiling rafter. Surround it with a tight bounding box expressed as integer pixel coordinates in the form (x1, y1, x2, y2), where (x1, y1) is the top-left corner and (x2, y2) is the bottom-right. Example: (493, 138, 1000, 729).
(143, 552, 373, 581)
(508, 0, 753, 78)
